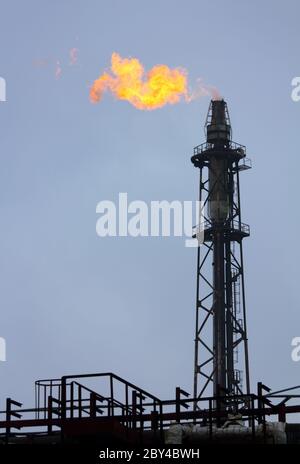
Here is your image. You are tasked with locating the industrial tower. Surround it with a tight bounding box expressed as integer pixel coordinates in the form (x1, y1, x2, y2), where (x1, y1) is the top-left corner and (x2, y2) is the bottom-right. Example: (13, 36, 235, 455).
(191, 100, 252, 406)
(2, 99, 300, 445)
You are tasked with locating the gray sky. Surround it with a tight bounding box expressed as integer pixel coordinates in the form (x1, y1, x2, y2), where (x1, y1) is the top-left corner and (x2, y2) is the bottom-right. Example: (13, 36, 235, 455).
(0, 0, 299, 407)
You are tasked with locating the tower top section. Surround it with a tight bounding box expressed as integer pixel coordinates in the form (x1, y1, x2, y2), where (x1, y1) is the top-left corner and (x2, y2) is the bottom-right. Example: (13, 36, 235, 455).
(206, 99, 231, 145)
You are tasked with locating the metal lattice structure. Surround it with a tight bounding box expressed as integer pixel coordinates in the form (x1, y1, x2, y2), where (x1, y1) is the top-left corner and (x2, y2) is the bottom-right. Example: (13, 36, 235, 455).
(191, 100, 252, 406)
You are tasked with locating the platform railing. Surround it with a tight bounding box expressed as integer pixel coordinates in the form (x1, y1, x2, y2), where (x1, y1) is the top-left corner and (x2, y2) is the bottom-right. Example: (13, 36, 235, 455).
(193, 141, 246, 156)
(192, 219, 250, 236)
(0, 376, 300, 444)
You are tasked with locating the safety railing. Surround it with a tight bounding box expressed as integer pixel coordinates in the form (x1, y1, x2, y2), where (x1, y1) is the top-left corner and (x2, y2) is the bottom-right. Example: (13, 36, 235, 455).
(193, 141, 246, 156)
(193, 219, 250, 236)
(0, 375, 299, 444)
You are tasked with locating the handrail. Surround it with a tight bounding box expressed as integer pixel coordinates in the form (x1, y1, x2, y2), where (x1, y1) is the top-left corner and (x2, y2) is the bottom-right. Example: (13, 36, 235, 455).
(60, 372, 162, 404)
(3, 375, 300, 442)
(193, 140, 246, 156)
(193, 219, 250, 235)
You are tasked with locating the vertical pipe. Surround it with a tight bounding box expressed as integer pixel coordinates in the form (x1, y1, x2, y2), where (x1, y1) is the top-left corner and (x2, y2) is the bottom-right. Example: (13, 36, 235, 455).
(70, 382, 74, 418)
(110, 375, 114, 417)
(212, 229, 226, 396)
(78, 385, 82, 418)
(48, 396, 52, 434)
(193, 168, 202, 411)
(125, 384, 129, 428)
(44, 386, 46, 420)
(225, 238, 234, 393)
(236, 169, 251, 396)
(132, 390, 137, 430)
(6, 398, 11, 444)
(61, 377, 66, 420)
(226, 167, 235, 394)
(35, 383, 38, 420)
(175, 387, 180, 423)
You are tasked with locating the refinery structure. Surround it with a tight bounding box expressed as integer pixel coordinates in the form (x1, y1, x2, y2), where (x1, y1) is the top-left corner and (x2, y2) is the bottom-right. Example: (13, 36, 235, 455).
(1, 100, 300, 445)
(192, 99, 251, 403)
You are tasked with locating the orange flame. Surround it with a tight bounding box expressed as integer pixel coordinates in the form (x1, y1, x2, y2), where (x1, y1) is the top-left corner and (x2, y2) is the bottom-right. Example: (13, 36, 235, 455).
(90, 53, 191, 110)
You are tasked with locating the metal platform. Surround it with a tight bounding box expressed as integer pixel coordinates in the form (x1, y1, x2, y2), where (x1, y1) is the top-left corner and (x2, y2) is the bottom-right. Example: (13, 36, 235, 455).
(1, 373, 300, 444)
(193, 219, 250, 242)
(191, 140, 249, 169)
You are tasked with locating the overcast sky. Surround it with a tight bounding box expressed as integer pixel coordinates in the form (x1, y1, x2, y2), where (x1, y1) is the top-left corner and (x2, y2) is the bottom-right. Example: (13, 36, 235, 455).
(0, 0, 299, 409)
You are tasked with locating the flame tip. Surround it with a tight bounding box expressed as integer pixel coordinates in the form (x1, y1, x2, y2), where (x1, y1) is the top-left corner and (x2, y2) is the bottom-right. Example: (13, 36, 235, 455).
(90, 53, 220, 110)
